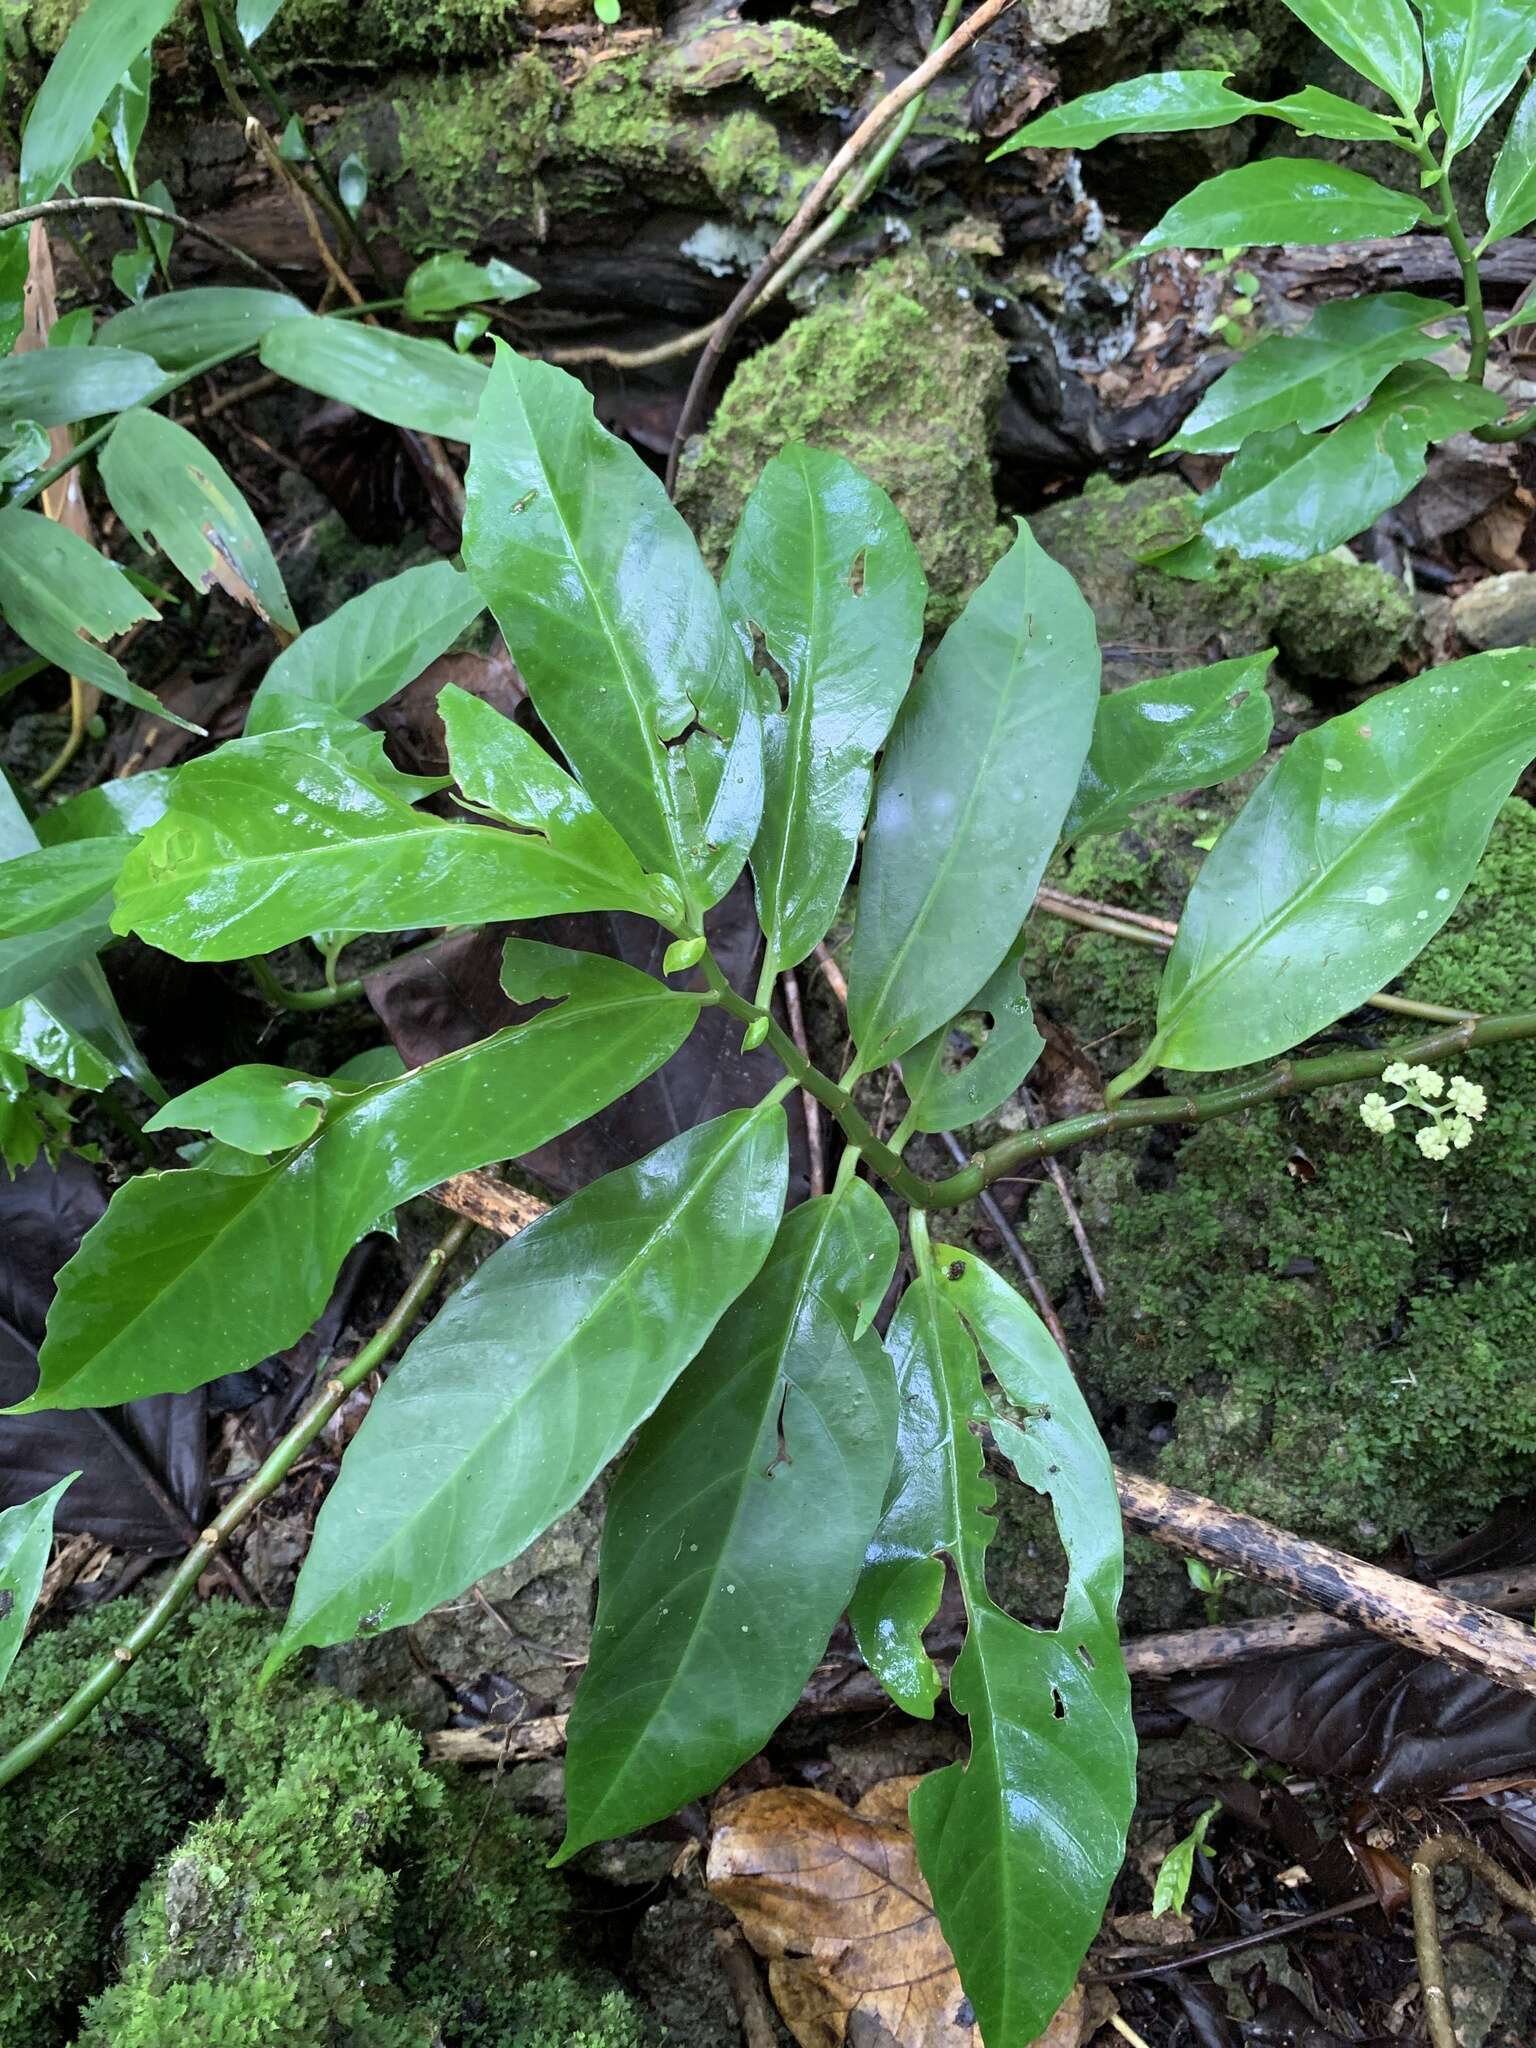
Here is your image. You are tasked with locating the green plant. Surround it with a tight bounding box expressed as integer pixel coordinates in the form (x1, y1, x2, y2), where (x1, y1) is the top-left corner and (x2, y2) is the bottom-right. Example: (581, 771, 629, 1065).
(994, 0, 1536, 571)
(3, 3, 1536, 2044)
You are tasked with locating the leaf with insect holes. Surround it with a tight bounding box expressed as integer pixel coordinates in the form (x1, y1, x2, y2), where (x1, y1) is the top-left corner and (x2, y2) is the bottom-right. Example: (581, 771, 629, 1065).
(849, 1246, 1133, 2046)
(0, 1475, 77, 1691)
(15, 941, 705, 1412)
(269, 1101, 788, 1675)
(898, 945, 1044, 1135)
(1133, 650, 1536, 1078)
(260, 319, 488, 441)
(1137, 160, 1430, 254)
(19, 0, 180, 202)
(722, 445, 926, 982)
(246, 561, 485, 734)
(559, 1178, 899, 1859)
(143, 1064, 370, 1155)
(97, 287, 312, 370)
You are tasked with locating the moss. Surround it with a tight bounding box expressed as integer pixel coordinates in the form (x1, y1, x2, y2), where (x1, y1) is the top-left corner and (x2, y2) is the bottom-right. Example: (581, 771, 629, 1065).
(0, 1602, 646, 2047)
(1041, 801, 1536, 1548)
(651, 19, 864, 110)
(1030, 475, 1418, 688)
(677, 249, 1010, 620)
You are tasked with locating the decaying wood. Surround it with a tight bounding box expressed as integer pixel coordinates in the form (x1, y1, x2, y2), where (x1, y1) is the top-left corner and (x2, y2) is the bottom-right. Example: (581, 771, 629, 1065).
(1276, 232, 1536, 299)
(424, 1715, 567, 1765)
(1117, 1470, 1536, 1697)
(429, 1174, 549, 1237)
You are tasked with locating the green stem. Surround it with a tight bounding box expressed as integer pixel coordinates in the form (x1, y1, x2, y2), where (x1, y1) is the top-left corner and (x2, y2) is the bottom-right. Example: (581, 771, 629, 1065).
(247, 955, 364, 1011)
(0, 1216, 473, 1793)
(1416, 134, 1490, 382)
(1476, 404, 1536, 442)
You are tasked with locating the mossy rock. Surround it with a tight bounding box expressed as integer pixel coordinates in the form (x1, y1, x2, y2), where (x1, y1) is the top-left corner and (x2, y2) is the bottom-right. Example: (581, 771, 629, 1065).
(0, 1602, 647, 2047)
(1030, 474, 1419, 689)
(677, 248, 1011, 620)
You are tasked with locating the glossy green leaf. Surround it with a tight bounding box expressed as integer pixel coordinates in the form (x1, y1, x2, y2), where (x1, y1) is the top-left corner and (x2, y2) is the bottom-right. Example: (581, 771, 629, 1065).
(847, 521, 1099, 1070)
(270, 1101, 789, 1672)
(560, 1179, 899, 1858)
(112, 716, 675, 961)
(99, 407, 298, 638)
(105, 48, 151, 182)
(403, 252, 539, 318)
(260, 319, 488, 441)
(19, 0, 179, 202)
(0, 505, 192, 728)
(899, 945, 1044, 1134)
(441, 685, 685, 926)
(0, 344, 163, 430)
(1137, 161, 1430, 254)
(1485, 73, 1536, 240)
(17, 940, 703, 1411)
(144, 1064, 358, 1153)
(0, 994, 118, 1094)
(1170, 294, 1448, 453)
(464, 346, 762, 924)
(1419, 0, 1536, 149)
(1276, 0, 1424, 114)
(1258, 85, 1409, 141)
(246, 560, 484, 735)
(0, 839, 125, 1009)
(338, 152, 368, 217)
(722, 445, 926, 980)
(0, 1476, 77, 1691)
(0, 229, 28, 358)
(35, 769, 175, 847)
(97, 287, 311, 371)
(851, 1242, 1133, 2046)
(1131, 651, 1536, 1078)
(237, 0, 287, 40)
(1063, 651, 1276, 840)
(990, 71, 1257, 154)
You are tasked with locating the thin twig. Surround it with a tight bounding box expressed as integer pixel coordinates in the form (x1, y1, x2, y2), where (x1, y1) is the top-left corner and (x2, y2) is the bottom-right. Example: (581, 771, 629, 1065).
(781, 969, 825, 1197)
(937, 1128, 1074, 1355)
(1110, 2013, 1153, 2048)
(543, 318, 720, 369)
(1095, 1893, 1376, 1985)
(813, 940, 849, 1007)
(1411, 1833, 1536, 2048)
(666, 0, 1020, 489)
(202, 369, 282, 418)
(0, 197, 287, 288)
(1022, 1089, 1107, 1301)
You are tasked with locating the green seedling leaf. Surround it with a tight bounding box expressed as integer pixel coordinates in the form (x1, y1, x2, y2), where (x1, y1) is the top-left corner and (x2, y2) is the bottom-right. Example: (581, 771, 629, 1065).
(899, 945, 1044, 1134)
(1063, 651, 1276, 840)
(1137, 161, 1430, 254)
(100, 407, 299, 639)
(0, 1476, 77, 1691)
(112, 717, 676, 960)
(464, 346, 763, 924)
(1153, 1804, 1219, 1916)
(16, 942, 704, 1411)
(270, 1102, 789, 1674)
(0, 839, 126, 1010)
(1485, 73, 1536, 240)
(1275, 0, 1424, 115)
(246, 561, 485, 734)
(111, 247, 155, 309)
(0, 505, 193, 730)
(1132, 650, 1536, 1077)
(0, 344, 163, 431)
(338, 151, 368, 217)
(144, 1064, 354, 1153)
(722, 445, 926, 980)
(851, 1245, 1134, 2045)
(98, 287, 312, 370)
(260, 319, 489, 441)
(19, 0, 179, 202)
(1418, 0, 1536, 150)
(560, 1179, 898, 1858)
(990, 70, 1258, 154)
(848, 520, 1098, 1070)
(402, 252, 539, 318)
(1170, 294, 1448, 453)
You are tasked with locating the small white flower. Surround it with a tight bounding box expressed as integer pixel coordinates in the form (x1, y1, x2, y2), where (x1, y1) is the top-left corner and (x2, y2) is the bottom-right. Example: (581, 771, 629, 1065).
(1449, 1114, 1475, 1149)
(1383, 1061, 1414, 1087)
(1447, 1076, 1487, 1120)
(1359, 1093, 1396, 1135)
(1416, 1123, 1452, 1160)
(1409, 1064, 1445, 1098)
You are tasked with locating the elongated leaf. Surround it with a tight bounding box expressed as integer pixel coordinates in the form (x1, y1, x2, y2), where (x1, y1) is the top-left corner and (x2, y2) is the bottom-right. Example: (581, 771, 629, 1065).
(1259, 85, 1409, 141)
(1419, 0, 1536, 148)
(35, 769, 175, 846)
(464, 346, 762, 924)
(403, 252, 539, 318)
(0, 995, 117, 1094)
(237, 0, 287, 40)
(898, 944, 1044, 1134)
(441, 685, 684, 925)
(1170, 294, 1448, 453)
(991, 70, 1257, 154)
(722, 446, 926, 980)
(0, 344, 163, 430)
(17, 941, 703, 1411)
(1137, 161, 1430, 253)
(851, 1244, 1133, 2046)
(112, 719, 676, 960)
(0, 1475, 76, 1689)
(144, 1063, 364, 1153)
(245, 561, 484, 734)
(97, 287, 311, 370)
(270, 1102, 789, 1672)
(1276, 0, 1424, 114)
(259, 319, 488, 440)
(100, 407, 298, 638)
(1132, 651, 1536, 1077)
(0, 839, 125, 1010)
(0, 505, 191, 728)
(560, 1180, 898, 1858)
(1485, 74, 1536, 239)
(847, 521, 1099, 1071)
(1064, 651, 1276, 840)
(19, 0, 180, 202)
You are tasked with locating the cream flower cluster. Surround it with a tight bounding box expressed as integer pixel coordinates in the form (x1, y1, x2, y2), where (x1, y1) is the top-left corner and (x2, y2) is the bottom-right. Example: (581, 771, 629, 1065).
(1359, 1063, 1488, 1159)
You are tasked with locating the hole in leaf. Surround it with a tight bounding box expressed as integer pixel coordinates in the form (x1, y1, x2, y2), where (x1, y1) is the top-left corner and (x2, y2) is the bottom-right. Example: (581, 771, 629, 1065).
(847, 548, 867, 596)
(1229, 689, 1249, 707)
(1050, 1685, 1066, 1720)
(751, 626, 791, 709)
(0, 1590, 12, 1623)
(1076, 1642, 1095, 1672)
